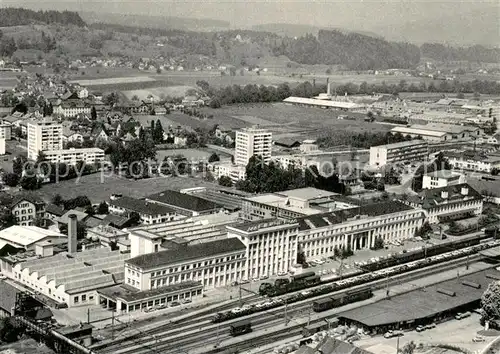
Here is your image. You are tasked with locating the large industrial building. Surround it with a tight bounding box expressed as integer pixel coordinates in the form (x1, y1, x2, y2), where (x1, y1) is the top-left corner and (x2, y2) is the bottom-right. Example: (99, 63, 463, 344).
(391, 124, 483, 142)
(240, 187, 356, 221)
(283, 97, 363, 111)
(0, 225, 66, 252)
(369, 140, 428, 166)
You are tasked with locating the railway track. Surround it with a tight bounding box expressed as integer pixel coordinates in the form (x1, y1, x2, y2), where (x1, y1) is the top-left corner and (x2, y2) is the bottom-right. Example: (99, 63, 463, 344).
(96, 254, 483, 354)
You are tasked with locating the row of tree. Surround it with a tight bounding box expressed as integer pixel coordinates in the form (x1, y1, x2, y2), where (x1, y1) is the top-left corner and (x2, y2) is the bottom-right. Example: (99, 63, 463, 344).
(234, 156, 350, 195)
(0, 8, 86, 27)
(317, 131, 412, 150)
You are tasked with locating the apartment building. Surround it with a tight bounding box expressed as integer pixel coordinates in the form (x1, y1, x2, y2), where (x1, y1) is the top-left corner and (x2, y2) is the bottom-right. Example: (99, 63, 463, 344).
(125, 238, 247, 290)
(226, 219, 299, 279)
(235, 127, 273, 166)
(0, 121, 12, 141)
(43, 148, 105, 165)
(213, 162, 246, 184)
(369, 140, 428, 166)
(27, 118, 63, 160)
(296, 201, 425, 261)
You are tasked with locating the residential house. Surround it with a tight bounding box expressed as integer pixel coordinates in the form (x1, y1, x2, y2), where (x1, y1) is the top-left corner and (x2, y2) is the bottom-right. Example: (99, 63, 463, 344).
(181, 96, 205, 107)
(45, 204, 65, 221)
(215, 125, 235, 145)
(446, 151, 500, 173)
(11, 194, 46, 226)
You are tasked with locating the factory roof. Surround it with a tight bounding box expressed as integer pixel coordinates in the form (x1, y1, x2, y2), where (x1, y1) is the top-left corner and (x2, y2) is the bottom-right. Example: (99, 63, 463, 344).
(275, 188, 339, 201)
(371, 139, 427, 150)
(338, 268, 500, 327)
(126, 238, 246, 270)
(109, 196, 176, 216)
(0, 226, 66, 248)
(283, 97, 361, 109)
(297, 201, 417, 231)
(147, 190, 223, 213)
(229, 218, 299, 233)
(390, 126, 447, 138)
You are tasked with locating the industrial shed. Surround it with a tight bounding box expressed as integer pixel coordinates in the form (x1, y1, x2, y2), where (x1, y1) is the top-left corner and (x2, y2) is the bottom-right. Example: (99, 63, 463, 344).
(338, 268, 500, 333)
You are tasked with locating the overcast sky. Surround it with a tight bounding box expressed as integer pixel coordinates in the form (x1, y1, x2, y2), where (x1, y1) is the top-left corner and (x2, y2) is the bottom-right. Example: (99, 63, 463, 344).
(4, 0, 499, 45)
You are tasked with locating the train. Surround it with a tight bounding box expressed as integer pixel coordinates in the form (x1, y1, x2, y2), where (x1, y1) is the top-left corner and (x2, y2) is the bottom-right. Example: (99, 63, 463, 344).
(229, 319, 252, 336)
(259, 271, 321, 297)
(312, 289, 372, 312)
(210, 236, 499, 324)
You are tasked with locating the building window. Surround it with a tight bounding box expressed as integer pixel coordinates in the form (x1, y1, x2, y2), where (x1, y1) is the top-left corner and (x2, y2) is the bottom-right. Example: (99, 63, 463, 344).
(74, 296, 79, 303)
(82, 294, 87, 302)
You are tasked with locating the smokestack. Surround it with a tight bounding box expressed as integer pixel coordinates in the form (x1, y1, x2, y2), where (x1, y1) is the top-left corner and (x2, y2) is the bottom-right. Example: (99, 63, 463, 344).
(68, 214, 77, 254)
(327, 78, 330, 96)
(313, 78, 316, 88)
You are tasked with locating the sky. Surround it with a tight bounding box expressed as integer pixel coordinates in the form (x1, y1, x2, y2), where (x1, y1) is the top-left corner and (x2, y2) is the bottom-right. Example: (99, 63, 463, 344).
(3, 0, 500, 45)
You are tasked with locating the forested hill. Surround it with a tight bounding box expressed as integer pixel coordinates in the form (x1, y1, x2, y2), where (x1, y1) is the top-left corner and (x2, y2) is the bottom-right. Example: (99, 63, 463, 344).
(421, 43, 500, 64)
(272, 30, 421, 70)
(0, 7, 86, 27)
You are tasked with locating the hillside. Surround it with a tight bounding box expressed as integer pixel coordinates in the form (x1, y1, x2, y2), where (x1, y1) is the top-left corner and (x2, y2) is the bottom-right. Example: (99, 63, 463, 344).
(0, 7, 85, 27)
(250, 23, 382, 40)
(80, 11, 230, 32)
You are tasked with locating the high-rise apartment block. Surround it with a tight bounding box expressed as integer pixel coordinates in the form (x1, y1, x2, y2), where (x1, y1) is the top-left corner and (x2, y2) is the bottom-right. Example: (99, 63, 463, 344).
(27, 118, 63, 160)
(235, 127, 272, 166)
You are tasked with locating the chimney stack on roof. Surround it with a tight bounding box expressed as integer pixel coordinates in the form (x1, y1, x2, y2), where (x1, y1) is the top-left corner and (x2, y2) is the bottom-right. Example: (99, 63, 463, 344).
(461, 186, 469, 196)
(441, 190, 448, 199)
(68, 214, 77, 254)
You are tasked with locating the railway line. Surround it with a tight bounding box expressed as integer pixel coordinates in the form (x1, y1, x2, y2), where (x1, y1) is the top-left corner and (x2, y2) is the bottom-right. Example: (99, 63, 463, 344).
(96, 247, 492, 354)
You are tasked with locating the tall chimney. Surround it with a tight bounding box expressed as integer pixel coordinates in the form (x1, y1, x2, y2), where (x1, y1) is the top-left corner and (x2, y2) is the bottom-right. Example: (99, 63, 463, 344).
(327, 78, 331, 96)
(313, 78, 316, 88)
(68, 214, 77, 254)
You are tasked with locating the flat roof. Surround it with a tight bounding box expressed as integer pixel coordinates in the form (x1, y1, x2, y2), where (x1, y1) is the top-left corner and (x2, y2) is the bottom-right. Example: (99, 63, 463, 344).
(424, 170, 462, 179)
(98, 282, 202, 303)
(391, 126, 447, 137)
(0, 226, 66, 247)
(109, 196, 175, 216)
(147, 190, 223, 212)
(338, 268, 500, 327)
(480, 246, 500, 258)
(371, 139, 427, 150)
(126, 238, 246, 270)
(230, 218, 299, 233)
(275, 188, 339, 201)
(283, 97, 361, 109)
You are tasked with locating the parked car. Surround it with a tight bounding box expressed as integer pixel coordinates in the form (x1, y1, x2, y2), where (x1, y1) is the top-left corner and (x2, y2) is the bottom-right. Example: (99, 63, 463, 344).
(277, 271, 287, 276)
(472, 336, 485, 342)
(416, 325, 425, 332)
(170, 301, 180, 307)
(144, 307, 155, 313)
(182, 298, 192, 304)
(425, 323, 436, 330)
(260, 275, 269, 280)
(384, 330, 404, 339)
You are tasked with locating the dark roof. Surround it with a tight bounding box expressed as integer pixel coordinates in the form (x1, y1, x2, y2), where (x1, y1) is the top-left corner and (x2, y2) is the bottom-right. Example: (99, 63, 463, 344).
(109, 196, 175, 216)
(84, 216, 102, 228)
(34, 307, 53, 320)
(298, 200, 416, 231)
(147, 190, 223, 213)
(11, 193, 45, 207)
(0, 280, 20, 314)
(98, 282, 202, 303)
(274, 138, 301, 148)
(101, 214, 131, 229)
(338, 268, 500, 327)
(417, 183, 482, 210)
(45, 204, 65, 217)
(127, 238, 246, 270)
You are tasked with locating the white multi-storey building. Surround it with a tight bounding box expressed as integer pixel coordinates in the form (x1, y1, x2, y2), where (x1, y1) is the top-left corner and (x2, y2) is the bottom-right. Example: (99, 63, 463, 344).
(422, 170, 466, 189)
(227, 219, 298, 279)
(0, 121, 12, 141)
(296, 201, 425, 261)
(235, 127, 272, 166)
(369, 140, 428, 167)
(27, 118, 63, 160)
(43, 148, 105, 165)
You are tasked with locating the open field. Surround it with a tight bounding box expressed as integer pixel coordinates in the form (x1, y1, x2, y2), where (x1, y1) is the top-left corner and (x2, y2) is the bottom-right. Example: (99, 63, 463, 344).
(36, 173, 218, 204)
(68, 76, 156, 86)
(122, 85, 194, 100)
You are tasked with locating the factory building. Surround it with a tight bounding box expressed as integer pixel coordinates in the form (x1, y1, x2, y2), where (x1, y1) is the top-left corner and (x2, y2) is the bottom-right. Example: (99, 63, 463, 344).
(390, 124, 482, 142)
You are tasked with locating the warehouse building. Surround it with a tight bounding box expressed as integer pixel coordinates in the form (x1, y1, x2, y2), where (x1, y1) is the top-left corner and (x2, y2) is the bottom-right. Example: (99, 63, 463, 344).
(391, 124, 483, 142)
(0, 225, 66, 252)
(108, 196, 182, 225)
(283, 97, 363, 111)
(146, 190, 224, 217)
(338, 268, 500, 334)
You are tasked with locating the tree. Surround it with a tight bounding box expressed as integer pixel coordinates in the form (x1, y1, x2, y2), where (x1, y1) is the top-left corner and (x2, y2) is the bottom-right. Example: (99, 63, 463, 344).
(103, 92, 120, 107)
(52, 194, 63, 206)
(19, 175, 41, 190)
(97, 201, 109, 214)
(209, 98, 221, 108)
(33, 216, 45, 228)
(297, 248, 307, 265)
(3, 172, 19, 187)
(91, 106, 97, 120)
(208, 153, 220, 163)
(0, 318, 20, 343)
(84, 205, 95, 216)
(218, 176, 233, 187)
(481, 281, 500, 322)
(401, 341, 416, 354)
(372, 236, 385, 250)
(153, 119, 164, 143)
(415, 222, 432, 238)
(492, 168, 499, 176)
(129, 211, 141, 226)
(12, 155, 27, 176)
(0, 210, 16, 229)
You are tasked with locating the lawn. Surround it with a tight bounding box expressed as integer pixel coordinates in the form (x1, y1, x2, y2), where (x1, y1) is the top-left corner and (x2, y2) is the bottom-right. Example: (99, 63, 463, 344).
(37, 173, 218, 204)
(156, 148, 214, 161)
